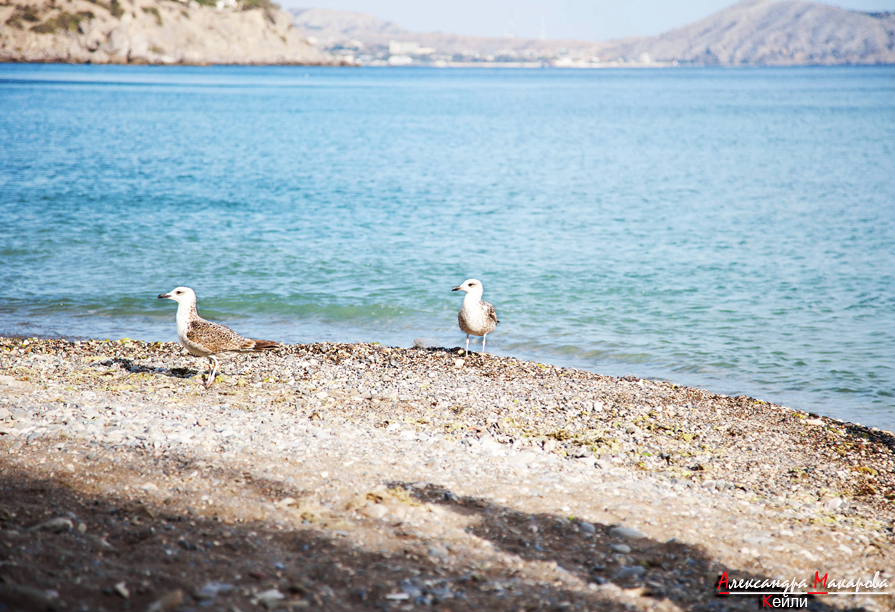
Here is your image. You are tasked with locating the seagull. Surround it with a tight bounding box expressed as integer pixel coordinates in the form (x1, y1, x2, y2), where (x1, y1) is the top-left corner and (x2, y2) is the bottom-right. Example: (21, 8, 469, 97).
(452, 279, 499, 354)
(157, 287, 278, 388)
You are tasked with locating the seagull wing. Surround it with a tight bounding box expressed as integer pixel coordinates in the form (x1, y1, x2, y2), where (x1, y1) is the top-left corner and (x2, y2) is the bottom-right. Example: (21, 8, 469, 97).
(483, 301, 499, 324)
(187, 318, 255, 353)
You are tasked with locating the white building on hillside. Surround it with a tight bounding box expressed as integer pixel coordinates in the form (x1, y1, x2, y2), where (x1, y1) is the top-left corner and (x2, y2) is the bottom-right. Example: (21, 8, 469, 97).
(388, 41, 436, 56)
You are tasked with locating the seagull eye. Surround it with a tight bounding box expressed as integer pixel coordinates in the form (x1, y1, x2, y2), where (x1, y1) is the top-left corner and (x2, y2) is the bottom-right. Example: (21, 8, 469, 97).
(175, 291, 182, 295)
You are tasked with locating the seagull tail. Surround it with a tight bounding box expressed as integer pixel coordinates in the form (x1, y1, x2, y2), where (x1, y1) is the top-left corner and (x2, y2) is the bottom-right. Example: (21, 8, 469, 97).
(244, 339, 279, 352)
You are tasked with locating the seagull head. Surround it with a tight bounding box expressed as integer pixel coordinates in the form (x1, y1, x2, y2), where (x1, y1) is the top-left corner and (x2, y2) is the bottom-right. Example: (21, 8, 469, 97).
(157, 286, 196, 305)
(452, 279, 483, 296)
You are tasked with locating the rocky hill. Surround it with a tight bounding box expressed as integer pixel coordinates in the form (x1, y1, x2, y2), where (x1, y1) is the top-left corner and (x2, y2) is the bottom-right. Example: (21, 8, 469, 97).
(603, 0, 895, 65)
(291, 1, 895, 66)
(0, 0, 335, 65)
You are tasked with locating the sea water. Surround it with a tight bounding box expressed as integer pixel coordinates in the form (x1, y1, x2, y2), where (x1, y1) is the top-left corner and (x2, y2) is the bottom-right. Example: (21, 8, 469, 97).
(1, 64, 893, 430)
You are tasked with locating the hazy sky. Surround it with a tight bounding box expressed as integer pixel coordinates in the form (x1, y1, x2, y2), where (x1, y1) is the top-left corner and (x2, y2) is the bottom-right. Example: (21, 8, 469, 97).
(282, 0, 895, 40)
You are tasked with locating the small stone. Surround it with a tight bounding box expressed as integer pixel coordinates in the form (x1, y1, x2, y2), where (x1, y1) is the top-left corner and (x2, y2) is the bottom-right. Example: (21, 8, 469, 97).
(77, 523, 87, 534)
(34, 518, 73, 533)
(609, 526, 646, 540)
(385, 593, 410, 600)
(804, 419, 824, 426)
(480, 438, 503, 454)
(197, 417, 209, 427)
(615, 565, 646, 580)
(114, 582, 129, 599)
(195, 582, 234, 601)
(147, 590, 184, 612)
(254, 588, 284, 610)
(610, 544, 632, 554)
(508, 451, 538, 467)
(453, 359, 464, 368)
(823, 497, 842, 511)
(579, 522, 596, 534)
(0, 408, 10, 421)
(428, 546, 449, 558)
(361, 504, 388, 520)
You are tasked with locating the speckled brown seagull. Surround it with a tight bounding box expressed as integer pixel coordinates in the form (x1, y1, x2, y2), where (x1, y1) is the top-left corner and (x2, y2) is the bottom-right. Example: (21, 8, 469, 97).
(157, 286, 278, 388)
(452, 278, 499, 354)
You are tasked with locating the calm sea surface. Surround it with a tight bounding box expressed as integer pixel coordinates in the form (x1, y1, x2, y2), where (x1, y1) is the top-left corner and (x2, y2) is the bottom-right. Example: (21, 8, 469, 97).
(1, 64, 894, 429)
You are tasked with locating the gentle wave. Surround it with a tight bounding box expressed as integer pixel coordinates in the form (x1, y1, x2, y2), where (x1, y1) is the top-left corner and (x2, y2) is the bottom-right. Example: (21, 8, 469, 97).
(1, 64, 894, 430)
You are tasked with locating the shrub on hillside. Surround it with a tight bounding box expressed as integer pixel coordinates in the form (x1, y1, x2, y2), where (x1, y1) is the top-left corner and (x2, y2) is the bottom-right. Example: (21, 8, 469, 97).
(30, 10, 94, 33)
(5, 4, 41, 28)
(241, 0, 280, 11)
(142, 6, 162, 25)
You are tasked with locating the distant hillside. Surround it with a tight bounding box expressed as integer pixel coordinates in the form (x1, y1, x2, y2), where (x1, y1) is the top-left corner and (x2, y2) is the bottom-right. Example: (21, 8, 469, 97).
(290, 7, 608, 64)
(602, 0, 895, 65)
(0, 0, 336, 65)
(291, 7, 407, 46)
(291, 1, 895, 66)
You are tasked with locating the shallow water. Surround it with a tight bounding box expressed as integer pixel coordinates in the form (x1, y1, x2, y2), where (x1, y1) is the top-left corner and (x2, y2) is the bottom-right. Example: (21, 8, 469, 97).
(1, 64, 894, 430)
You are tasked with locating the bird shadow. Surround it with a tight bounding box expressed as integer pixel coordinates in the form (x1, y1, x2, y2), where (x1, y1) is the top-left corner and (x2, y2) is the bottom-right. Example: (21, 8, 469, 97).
(93, 358, 197, 379)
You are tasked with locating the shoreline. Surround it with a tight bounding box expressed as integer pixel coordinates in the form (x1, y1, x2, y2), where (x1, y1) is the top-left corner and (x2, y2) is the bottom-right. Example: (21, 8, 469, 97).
(1, 326, 891, 434)
(1, 336, 893, 610)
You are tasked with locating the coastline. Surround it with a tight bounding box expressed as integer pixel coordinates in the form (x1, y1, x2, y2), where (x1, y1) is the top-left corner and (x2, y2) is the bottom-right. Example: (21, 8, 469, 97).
(0, 336, 893, 610)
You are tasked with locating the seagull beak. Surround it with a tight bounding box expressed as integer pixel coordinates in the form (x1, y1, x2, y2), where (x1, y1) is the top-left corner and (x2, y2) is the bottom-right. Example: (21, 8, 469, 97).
(157, 293, 170, 299)
(452, 286, 461, 291)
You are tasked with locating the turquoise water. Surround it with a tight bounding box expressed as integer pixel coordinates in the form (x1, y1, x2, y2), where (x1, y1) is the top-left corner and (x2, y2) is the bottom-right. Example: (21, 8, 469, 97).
(1, 64, 894, 430)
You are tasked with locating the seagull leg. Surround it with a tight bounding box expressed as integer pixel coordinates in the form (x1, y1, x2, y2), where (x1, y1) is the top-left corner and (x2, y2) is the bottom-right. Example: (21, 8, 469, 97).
(205, 356, 218, 389)
(465, 334, 469, 355)
(482, 333, 487, 354)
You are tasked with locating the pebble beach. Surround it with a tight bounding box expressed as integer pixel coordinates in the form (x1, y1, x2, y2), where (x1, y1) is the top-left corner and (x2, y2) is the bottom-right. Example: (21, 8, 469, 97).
(1, 336, 893, 612)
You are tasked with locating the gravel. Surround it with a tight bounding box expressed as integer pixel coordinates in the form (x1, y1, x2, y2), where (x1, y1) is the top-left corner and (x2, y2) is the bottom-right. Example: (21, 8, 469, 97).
(0, 336, 893, 612)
